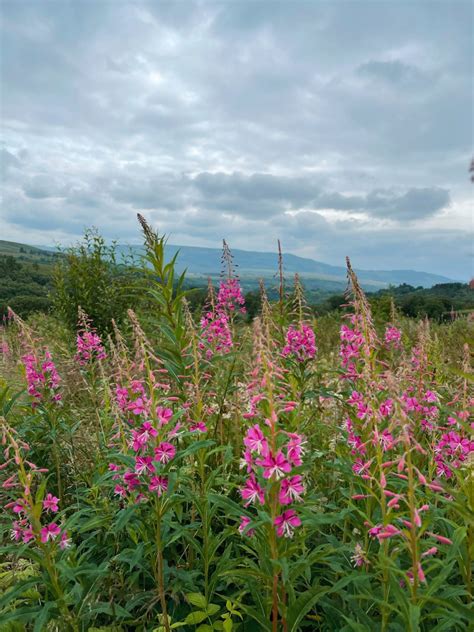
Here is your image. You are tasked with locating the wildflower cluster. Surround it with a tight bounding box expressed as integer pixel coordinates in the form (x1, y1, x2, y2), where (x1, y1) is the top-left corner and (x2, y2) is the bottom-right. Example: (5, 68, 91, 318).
(111, 379, 181, 501)
(2, 425, 70, 549)
(199, 309, 232, 360)
(239, 342, 305, 539)
(22, 348, 62, 405)
(282, 323, 316, 362)
(76, 330, 107, 365)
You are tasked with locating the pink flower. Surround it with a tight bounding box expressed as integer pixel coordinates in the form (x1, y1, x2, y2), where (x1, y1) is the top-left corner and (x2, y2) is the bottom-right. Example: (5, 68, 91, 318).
(114, 485, 127, 498)
(200, 311, 233, 357)
(22, 525, 34, 544)
(369, 523, 400, 542)
(10, 521, 23, 541)
(128, 397, 148, 416)
(257, 451, 291, 480)
(59, 531, 71, 549)
(12, 499, 25, 514)
(274, 509, 301, 538)
(135, 456, 155, 475)
(123, 471, 140, 491)
(279, 475, 305, 505)
(384, 326, 401, 347)
(423, 390, 438, 403)
(286, 432, 306, 466)
(243, 424, 268, 455)
(190, 421, 207, 432)
(149, 476, 168, 496)
(238, 515, 254, 537)
(241, 475, 265, 506)
(40, 522, 61, 543)
(76, 330, 106, 365)
(139, 421, 158, 441)
(282, 324, 316, 362)
(379, 399, 393, 418)
(427, 532, 453, 545)
(43, 493, 59, 513)
(217, 278, 246, 314)
(422, 547, 438, 557)
(154, 442, 176, 464)
(156, 406, 173, 427)
(130, 430, 148, 452)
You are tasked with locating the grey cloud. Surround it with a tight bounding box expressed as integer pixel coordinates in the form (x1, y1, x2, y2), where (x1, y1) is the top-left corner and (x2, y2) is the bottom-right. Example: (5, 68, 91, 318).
(365, 188, 451, 220)
(0, 0, 472, 280)
(357, 60, 424, 84)
(0, 149, 21, 174)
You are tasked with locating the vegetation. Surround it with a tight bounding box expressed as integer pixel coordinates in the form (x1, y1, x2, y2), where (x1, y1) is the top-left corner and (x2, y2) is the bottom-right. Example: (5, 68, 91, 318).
(0, 220, 472, 630)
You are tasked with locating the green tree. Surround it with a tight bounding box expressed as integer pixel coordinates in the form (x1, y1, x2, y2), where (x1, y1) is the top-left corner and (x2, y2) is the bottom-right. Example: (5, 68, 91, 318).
(51, 228, 135, 334)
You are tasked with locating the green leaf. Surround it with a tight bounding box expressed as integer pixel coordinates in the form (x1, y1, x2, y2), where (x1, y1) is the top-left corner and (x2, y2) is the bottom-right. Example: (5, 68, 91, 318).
(407, 604, 420, 632)
(206, 603, 220, 616)
(184, 611, 209, 625)
(186, 592, 207, 609)
(287, 584, 329, 632)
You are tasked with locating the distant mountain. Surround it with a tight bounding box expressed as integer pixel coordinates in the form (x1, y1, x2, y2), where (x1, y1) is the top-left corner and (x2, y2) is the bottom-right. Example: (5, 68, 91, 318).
(2, 239, 454, 291)
(113, 243, 454, 290)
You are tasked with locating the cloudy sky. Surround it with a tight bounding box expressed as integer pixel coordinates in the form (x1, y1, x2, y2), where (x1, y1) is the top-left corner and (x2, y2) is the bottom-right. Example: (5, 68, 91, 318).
(1, 1, 472, 279)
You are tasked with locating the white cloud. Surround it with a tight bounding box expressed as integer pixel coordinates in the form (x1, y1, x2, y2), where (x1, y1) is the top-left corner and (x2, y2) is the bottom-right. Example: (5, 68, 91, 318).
(0, 0, 472, 279)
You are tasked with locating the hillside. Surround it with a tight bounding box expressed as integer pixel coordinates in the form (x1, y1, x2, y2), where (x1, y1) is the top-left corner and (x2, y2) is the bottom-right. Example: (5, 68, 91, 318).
(114, 243, 454, 290)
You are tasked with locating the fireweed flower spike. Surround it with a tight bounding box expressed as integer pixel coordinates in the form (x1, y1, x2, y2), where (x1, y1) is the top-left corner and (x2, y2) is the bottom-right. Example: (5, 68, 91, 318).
(282, 324, 317, 362)
(22, 348, 62, 405)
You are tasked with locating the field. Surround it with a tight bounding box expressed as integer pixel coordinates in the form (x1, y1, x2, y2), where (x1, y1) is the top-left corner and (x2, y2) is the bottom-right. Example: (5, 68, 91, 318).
(0, 219, 472, 631)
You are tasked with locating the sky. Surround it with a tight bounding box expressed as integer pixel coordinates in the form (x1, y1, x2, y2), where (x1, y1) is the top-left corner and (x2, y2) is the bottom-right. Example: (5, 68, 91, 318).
(0, 0, 472, 279)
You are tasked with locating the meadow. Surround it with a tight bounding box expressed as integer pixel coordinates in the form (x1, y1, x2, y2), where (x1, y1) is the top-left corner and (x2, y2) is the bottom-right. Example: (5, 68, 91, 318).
(0, 216, 472, 631)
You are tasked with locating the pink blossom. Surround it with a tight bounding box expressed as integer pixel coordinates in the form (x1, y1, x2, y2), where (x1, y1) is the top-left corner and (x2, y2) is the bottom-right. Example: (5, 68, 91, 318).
(286, 432, 306, 466)
(379, 399, 393, 418)
(59, 532, 71, 549)
(135, 456, 155, 475)
(12, 499, 25, 514)
(241, 475, 265, 506)
(128, 397, 148, 416)
(76, 330, 106, 365)
(384, 326, 401, 347)
(257, 451, 291, 480)
(154, 442, 176, 464)
(190, 421, 207, 432)
(43, 493, 59, 513)
(123, 471, 140, 491)
(40, 522, 61, 543)
(274, 509, 301, 538)
(243, 425, 268, 455)
(217, 278, 246, 314)
(238, 515, 254, 537)
(148, 476, 168, 496)
(22, 525, 34, 543)
(427, 532, 453, 545)
(282, 324, 316, 362)
(279, 475, 305, 504)
(156, 406, 173, 427)
(200, 311, 233, 358)
(10, 521, 23, 541)
(114, 485, 127, 498)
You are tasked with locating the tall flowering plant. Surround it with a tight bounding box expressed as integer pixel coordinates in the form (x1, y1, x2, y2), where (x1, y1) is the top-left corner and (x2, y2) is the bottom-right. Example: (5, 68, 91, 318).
(1, 422, 76, 627)
(75, 308, 107, 366)
(340, 260, 465, 628)
(199, 279, 233, 360)
(237, 319, 307, 630)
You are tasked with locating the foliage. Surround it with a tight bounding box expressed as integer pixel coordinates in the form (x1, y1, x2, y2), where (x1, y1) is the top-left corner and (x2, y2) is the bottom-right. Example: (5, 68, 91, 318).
(50, 229, 137, 336)
(0, 218, 472, 631)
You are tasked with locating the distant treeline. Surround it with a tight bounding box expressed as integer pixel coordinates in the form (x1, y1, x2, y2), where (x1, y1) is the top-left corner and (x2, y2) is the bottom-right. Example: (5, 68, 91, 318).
(1, 239, 472, 325)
